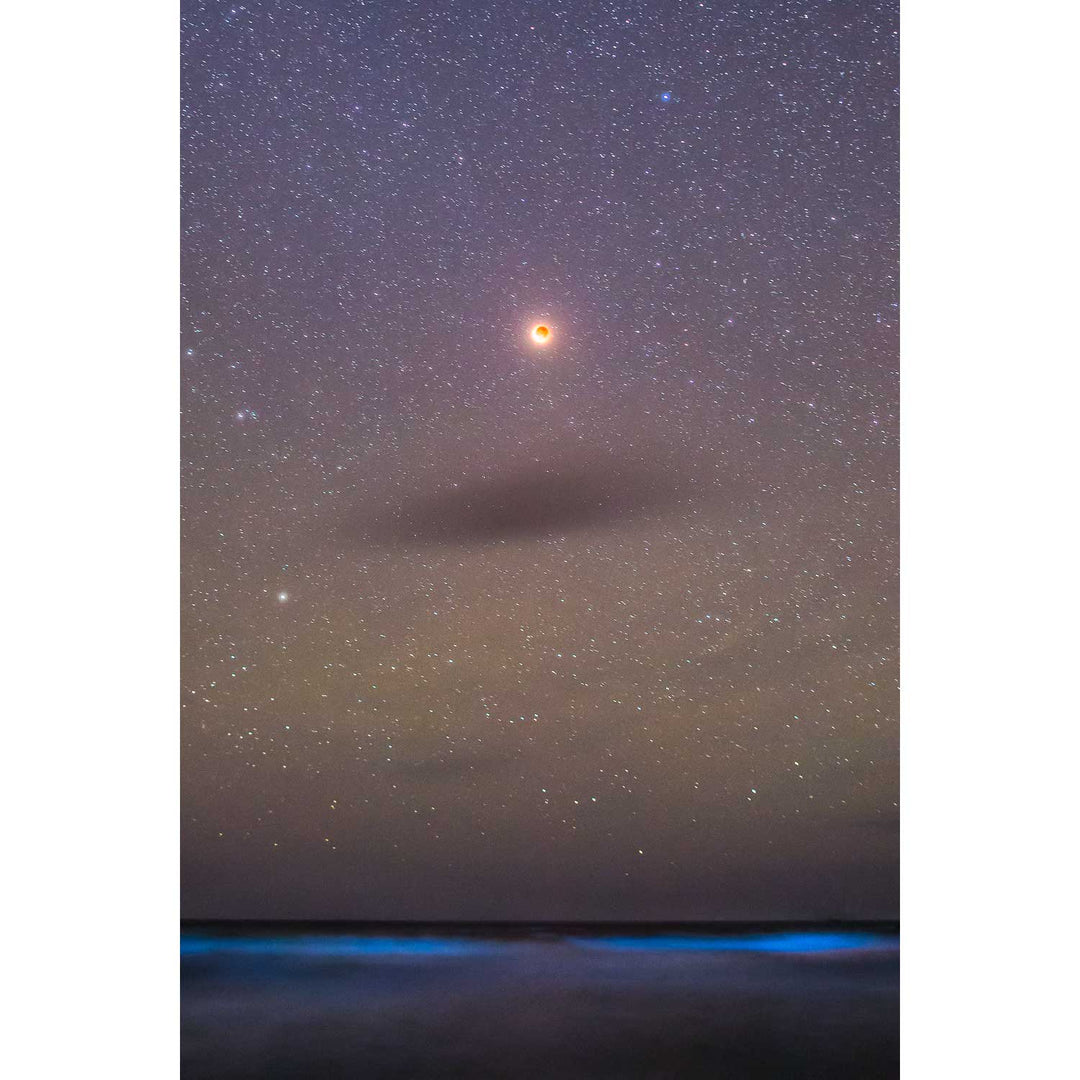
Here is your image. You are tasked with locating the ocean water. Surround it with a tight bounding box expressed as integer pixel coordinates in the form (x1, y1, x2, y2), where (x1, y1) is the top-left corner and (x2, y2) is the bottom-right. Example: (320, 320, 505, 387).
(181, 924, 899, 1079)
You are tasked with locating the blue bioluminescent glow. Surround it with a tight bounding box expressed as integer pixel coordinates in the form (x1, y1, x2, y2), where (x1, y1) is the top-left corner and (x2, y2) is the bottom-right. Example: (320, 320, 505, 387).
(571, 931, 897, 954)
(181, 929, 898, 960)
(181, 935, 493, 958)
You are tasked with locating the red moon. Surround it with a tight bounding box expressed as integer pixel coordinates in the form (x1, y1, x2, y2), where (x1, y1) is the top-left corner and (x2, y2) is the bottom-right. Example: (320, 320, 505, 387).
(531, 324, 551, 344)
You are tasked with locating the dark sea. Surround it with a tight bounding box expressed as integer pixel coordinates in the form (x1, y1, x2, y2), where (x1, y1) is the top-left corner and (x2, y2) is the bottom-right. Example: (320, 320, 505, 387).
(181, 922, 899, 1079)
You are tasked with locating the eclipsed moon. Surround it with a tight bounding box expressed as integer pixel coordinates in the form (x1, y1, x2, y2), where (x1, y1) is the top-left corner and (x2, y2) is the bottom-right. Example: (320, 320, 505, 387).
(531, 324, 551, 344)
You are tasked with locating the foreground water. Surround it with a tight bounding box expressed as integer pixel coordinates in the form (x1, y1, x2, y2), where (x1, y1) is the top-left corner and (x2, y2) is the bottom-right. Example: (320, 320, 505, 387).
(181, 923, 899, 1079)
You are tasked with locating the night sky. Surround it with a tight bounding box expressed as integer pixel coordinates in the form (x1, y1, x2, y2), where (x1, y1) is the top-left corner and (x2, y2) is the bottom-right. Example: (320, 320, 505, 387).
(181, 0, 898, 920)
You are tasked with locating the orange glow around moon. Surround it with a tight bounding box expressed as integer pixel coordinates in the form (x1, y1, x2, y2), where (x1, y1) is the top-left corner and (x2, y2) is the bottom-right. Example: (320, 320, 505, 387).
(530, 323, 551, 344)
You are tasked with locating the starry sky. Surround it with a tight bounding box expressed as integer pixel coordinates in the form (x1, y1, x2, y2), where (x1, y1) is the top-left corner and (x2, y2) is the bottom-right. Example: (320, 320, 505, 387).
(181, 0, 898, 920)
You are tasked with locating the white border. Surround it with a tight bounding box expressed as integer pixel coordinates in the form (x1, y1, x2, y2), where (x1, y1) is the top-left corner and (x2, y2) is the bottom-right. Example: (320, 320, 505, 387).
(4, 2, 178, 1075)
(902, 1, 1076, 1075)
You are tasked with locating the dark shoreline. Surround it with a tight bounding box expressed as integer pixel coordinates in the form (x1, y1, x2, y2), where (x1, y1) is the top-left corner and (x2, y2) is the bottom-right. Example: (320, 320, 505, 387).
(183, 918, 899, 938)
